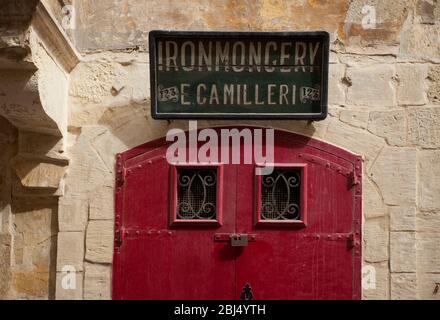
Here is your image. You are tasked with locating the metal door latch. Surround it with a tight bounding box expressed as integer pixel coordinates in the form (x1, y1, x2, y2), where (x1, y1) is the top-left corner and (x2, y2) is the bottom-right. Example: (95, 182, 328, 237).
(214, 233, 256, 245)
(230, 234, 248, 247)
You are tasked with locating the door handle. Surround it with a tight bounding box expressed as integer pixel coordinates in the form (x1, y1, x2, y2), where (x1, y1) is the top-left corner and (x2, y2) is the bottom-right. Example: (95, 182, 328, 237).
(214, 233, 256, 246)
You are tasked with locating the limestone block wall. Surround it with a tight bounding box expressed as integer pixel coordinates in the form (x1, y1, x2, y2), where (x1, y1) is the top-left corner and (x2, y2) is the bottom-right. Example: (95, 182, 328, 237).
(36, 0, 440, 300)
(0, 0, 80, 299)
(0, 116, 17, 299)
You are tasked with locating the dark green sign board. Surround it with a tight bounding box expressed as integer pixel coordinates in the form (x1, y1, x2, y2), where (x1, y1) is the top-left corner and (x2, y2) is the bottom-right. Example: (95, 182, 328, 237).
(149, 31, 329, 120)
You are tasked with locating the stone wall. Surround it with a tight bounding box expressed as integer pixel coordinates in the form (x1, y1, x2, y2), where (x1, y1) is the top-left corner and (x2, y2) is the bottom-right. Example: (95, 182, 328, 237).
(0, 116, 17, 299)
(0, 117, 58, 300)
(1, 0, 439, 300)
(0, 0, 78, 299)
(53, 0, 440, 300)
(52, 0, 440, 299)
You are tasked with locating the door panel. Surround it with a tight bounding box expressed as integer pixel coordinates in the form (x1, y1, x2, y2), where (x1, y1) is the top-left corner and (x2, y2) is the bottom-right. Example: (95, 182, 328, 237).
(115, 147, 237, 300)
(235, 142, 356, 300)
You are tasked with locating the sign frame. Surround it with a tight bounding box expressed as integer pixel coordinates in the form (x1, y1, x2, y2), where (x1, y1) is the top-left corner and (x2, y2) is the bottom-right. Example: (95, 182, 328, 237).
(149, 30, 329, 120)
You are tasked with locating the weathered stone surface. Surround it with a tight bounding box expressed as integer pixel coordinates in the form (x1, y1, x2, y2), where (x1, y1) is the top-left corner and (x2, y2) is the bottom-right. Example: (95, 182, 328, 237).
(417, 233, 440, 273)
(13, 158, 67, 189)
(364, 217, 389, 263)
(328, 106, 343, 118)
(63, 126, 115, 196)
(0, 233, 11, 299)
(396, 64, 428, 106)
(56, 232, 84, 272)
(72, 0, 415, 52)
(417, 272, 440, 300)
(408, 107, 440, 148)
(264, 118, 330, 140)
(415, 0, 440, 24)
(417, 211, 440, 232)
(339, 110, 369, 129)
(368, 110, 407, 147)
(0, 34, 68, 136)
(362, 262, 389, 300)
(58, 195, 88, 232)
(326, 119, 385, 167)
(339, 54, 397, 67)
(18, 131, 66, 160)
(364, 178, 387, 219)
(12, 271, 50, 299)
(55, 272, 83, 300)
(69, 61, 118, 105)
(85, 220, 114, 264)
(418, 150, 440, 210)
(69, 55, 149, 126)
(346, 65, 396, 107)
(84, 263, 111, 300)
(390, 232, 417, 273)
(391, 273, 418, 300)
(400, 23, 440, 62)
(11, 213, 56, 297)
(73, 0, 352, 52)
(370, 147, 417, 206)
(390, 207, 416, 231)
(328, 64, 346, 105)
(428, 65, 440, 103)
(6, 0, 439, 301)
(345, 0, 411, 46)
(89, 186, 114, 220)
(12, 203, 57, 269)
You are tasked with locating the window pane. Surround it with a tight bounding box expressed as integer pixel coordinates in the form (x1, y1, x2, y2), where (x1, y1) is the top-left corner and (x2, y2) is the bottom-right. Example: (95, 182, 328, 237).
(177, 168, 217, 220)
(261, 169, 301, 220)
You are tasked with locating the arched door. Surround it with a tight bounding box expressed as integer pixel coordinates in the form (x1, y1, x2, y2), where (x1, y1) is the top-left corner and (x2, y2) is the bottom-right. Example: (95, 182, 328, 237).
(112, 128, 362, 300)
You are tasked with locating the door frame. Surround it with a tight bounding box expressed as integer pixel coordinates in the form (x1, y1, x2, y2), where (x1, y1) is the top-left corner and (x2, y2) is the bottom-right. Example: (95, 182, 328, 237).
(112, 127, 363, 300)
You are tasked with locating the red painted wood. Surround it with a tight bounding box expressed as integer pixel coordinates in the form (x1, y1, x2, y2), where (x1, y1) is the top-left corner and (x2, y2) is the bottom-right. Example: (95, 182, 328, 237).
(235, 140, 358, 300)
(112, 128, 362, 300)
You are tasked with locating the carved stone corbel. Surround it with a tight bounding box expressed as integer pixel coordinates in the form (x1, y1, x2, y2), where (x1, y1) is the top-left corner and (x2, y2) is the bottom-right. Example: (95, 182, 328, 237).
(0, 0, 80, 196)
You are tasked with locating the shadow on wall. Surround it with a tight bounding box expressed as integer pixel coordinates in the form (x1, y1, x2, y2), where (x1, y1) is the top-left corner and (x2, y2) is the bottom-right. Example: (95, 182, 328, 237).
(0, 115, 17, 299)
(11, 198, 58, 300)
(0, 115, 61, 300)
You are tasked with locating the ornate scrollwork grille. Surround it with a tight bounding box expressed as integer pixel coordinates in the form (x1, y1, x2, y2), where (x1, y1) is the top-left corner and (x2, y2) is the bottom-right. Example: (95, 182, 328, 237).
(260, 169, 301, 220)
(176, 168, 217, 220)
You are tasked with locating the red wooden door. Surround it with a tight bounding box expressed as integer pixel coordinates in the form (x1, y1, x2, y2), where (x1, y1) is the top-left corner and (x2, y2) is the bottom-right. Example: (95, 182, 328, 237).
(113, 128, 362, 300)
(234, 134, 361, 299)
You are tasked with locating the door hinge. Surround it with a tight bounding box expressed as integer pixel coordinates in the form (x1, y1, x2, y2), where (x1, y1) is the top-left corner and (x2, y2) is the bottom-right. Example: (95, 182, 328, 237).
(348, 232, 360, 249)
(116, 173, 125, 187)
(115, 229, 124, 247)
(349, 171, 360, 188)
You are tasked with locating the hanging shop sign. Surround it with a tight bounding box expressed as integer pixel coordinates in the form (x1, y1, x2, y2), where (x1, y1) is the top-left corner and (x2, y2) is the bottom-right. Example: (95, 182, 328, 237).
(149, 31, 329, 120)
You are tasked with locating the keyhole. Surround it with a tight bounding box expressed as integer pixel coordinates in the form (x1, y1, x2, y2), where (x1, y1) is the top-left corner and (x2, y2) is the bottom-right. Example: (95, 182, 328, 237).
(240, 283, 254, 300)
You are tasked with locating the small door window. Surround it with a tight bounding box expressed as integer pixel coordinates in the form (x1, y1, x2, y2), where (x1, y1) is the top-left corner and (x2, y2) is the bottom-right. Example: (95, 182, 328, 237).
(255, 164, 307, 227)
(170, 164, 223, 226)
